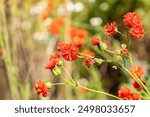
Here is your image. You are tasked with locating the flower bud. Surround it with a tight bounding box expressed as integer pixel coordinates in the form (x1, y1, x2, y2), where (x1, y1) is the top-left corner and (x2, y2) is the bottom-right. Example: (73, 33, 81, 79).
(94, 58, 104, 65)
(52, 67, 61, 76)
(121, 44, 127, 49)
(46, 82, 52, 89)
(115, 50, 121, 55)
(57, 60, 63, 67)
(100, 42, 107, 51)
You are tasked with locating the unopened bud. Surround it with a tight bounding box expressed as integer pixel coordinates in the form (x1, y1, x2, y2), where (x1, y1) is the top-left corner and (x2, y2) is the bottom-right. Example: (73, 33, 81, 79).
(57, 60, 63, 67)
(116, 50, 121, 55)
(94, 58, 104, 64)
(52, 67, 61, 76)
(121, 43, 127, 49)
(100, 42, 107, 51)
(46, 82, 52, 89)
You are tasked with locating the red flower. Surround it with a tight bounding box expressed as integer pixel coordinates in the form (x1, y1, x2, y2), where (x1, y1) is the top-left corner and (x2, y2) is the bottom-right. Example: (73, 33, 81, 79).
(78, 29, 88, 39)
(49, 52, 60, 60)
(118, 86, 141, 100)
(57, 42, 65, 51)
(118, 86, 132, 100)
(49, 23, 60, 35)
(70, 27, 88, 39)
(45, 52, 60, 70)
(84, 58, 94, 68)
(70, 27, 88, 47)
(129, 65, 144, 78)
(121, 48, 128, 55)
(0, 48, 2, 56)
(40, 1, 53, 20)
(81, 50, 95, 58)
(132, 80, 144, 90)
(73, 37, 85, 47)
(131, 93, 141, 100)
(123, 12, 142, 27)
(129, 25, 144, 39)
(49, 17, 64, 35)
(35, 80, 48, 97)
(104, 22, 117, 36)
(60, 43, 79, 61)
(91, 37, 100, 46)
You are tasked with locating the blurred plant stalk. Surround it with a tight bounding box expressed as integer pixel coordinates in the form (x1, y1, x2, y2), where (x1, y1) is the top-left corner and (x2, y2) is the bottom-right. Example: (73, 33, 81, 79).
(61, 0, 73, 99)
(0, 0, 30, 99)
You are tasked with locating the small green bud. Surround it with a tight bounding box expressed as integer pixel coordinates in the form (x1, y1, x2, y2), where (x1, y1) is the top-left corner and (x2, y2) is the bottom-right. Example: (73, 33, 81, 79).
(57, 60, 63, 67)
(94, 58, 104, 65)
(100, 42, 107, 51)
(52, 67, 61, 76)
(46, 82, 52, 89)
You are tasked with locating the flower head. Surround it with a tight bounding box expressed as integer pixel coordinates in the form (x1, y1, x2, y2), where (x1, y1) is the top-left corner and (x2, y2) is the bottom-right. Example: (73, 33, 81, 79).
(118, 86, 132, 100)
(73, 37, 85, 47)
(84, 58, 94, 68)
(91, 37, 100, 46)
(123, 12, 142, 27)
(70, 27, 88, 47)
(132, 80, 144, 90)
(121, 48, 128, 55)
(58, 43, 79, 61)
(118, 86, 141, 100)
(45, 52, 60, 70)
(35, 80, 48, 97)
(131, 93, 141, 100)
(129, 25, 144, 39)
(104, 22, 117, 36)
(49, 17, 64, 35)
(70, 27, 88, 39)
(129, 65, 144, 78)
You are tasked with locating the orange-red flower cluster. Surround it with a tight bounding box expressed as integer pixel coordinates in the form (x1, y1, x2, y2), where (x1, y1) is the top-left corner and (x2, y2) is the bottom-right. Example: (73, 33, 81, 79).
(118, 86, 141, 100)
(123, 12, 144, 39)
(104, 22, 117, 36)
(41, 1, 53, 20)
(70, 27, 88, 47)
(35, 80, 48, 97)
(45, 52, 60, 70)
(49, 17, 64, 35)
(57, 42, 79, 61)
(129, 65, 144, 78)
(123, 12, 142, 27)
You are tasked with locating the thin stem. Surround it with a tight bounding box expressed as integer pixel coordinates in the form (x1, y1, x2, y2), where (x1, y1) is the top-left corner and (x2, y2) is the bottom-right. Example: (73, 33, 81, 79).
(128, 54, 150, 96)
(62, 66, 75, 85)
(52, 83, 67, 86)
(78, 52, 94, 58)
(59, 75, 75, 87)
(105, 50, 116, 54)
(78, 85, 121, 100)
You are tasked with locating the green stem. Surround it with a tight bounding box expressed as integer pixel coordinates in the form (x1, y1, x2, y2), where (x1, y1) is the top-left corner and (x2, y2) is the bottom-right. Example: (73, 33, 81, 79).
(62, 66, 75, 85)
(78, 84, 121, 100)
(52, 83, 67, 86)
(128, 54, 150, 96)
(59, 75, 75, 87)
(78, 52, 94, 58)
(105, 50, 116, 54)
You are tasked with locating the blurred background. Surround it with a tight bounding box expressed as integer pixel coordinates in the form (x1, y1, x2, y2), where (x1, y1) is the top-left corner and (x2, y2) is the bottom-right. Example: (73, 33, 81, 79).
(0, 0, 150, 100)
